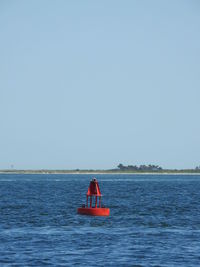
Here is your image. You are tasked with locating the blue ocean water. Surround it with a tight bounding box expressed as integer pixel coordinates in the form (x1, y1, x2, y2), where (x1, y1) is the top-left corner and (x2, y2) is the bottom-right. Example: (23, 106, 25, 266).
(0, 174, 200, 266)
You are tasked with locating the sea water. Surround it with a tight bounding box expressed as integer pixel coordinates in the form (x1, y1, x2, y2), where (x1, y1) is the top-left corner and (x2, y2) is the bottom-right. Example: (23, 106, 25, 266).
(0, 174, 200, 266)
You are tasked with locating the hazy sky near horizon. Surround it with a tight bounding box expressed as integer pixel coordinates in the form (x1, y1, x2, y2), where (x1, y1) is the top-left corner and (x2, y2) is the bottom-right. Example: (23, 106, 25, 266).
(0, 0, 200, 169)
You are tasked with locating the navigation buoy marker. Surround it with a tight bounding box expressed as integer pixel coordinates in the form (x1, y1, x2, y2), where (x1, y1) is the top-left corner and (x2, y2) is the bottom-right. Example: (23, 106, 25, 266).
(77, 178, 110, 216)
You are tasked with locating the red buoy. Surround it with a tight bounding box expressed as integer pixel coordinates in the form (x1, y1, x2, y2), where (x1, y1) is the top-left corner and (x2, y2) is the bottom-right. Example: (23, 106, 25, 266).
(77, 178, 110, 216)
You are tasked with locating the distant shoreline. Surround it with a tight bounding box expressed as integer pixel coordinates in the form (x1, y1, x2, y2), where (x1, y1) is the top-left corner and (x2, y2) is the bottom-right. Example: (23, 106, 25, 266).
(0, 170, 200, 175)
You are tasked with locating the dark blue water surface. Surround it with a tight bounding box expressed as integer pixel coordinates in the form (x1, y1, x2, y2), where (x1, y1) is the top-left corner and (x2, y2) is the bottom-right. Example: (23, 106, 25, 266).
(0, 174, 200, 266)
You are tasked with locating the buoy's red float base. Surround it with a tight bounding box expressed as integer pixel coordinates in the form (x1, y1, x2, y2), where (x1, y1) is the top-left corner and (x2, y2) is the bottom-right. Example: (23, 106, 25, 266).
(77, 207, 110, 216)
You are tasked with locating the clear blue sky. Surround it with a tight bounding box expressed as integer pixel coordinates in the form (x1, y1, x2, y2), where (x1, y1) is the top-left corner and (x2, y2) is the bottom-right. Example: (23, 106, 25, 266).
(0, 0, 200, 169)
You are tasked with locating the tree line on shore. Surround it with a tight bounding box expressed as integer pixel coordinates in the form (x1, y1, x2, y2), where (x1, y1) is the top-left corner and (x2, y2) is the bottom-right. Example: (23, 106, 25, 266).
(116, 164, 163, 171)
(113, 164, 200, 172)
